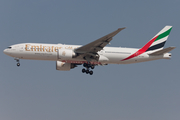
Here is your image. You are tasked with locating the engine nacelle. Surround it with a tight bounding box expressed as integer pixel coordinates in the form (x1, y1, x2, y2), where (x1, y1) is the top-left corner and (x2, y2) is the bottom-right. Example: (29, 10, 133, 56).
(57, 49, 75, 60)
(56, 61, 77, 71)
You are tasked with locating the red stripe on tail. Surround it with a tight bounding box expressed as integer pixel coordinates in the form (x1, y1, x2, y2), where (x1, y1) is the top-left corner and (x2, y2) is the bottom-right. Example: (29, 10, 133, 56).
(121, 36, 158, 61)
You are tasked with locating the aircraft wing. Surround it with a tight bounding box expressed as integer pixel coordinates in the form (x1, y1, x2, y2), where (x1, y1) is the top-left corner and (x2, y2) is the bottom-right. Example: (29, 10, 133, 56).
(75, 27, 125, 54)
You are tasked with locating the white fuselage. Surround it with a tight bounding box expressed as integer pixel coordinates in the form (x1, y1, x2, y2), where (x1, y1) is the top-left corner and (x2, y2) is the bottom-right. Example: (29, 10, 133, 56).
(3, 43, 171, 65)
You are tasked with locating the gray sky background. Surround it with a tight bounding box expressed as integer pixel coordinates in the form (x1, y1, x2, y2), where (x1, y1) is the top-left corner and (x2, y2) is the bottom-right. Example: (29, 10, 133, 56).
(1, 0, 180, 120)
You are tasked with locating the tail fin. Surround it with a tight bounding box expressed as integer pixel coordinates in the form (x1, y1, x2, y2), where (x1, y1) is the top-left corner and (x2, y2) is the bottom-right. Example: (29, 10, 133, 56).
(145, 26, 172, 53)
(121, 26, 173, 61)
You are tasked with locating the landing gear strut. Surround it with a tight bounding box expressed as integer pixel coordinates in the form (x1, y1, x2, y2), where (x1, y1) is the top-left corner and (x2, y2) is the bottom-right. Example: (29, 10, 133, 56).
(14, 58, 20, 67)
(82, 63, 95, 75)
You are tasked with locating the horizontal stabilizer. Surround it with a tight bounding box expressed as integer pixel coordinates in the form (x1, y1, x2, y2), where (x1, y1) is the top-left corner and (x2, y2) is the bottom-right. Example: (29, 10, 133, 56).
(148, 47, 175, 55)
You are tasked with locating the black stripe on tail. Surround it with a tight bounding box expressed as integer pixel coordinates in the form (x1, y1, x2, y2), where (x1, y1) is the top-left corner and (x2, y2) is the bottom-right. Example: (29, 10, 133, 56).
(146, 41, 166, 52)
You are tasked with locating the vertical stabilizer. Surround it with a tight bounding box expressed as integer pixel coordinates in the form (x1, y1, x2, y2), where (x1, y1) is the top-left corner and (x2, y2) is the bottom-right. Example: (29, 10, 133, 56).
(146, 26, 172, 53)
(121, 26, 173, 61)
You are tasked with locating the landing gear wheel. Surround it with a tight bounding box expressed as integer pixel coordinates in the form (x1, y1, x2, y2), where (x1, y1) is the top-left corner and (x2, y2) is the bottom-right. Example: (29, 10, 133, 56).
(89, 71, 93, 75)
(82, 62, 95, 75)
(83, 63, 87, 67)
(14, 58, 20, 67)
(91, 66, 95, 69)
(82, 68, 86, 73)
(86, 69, 89, 74)
(17, 63, 20, 67)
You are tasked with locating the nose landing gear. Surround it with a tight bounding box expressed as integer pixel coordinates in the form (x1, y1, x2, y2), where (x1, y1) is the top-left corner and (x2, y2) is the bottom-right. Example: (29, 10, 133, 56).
(14, 58, 20, 67)
(82, 63, 95, 75)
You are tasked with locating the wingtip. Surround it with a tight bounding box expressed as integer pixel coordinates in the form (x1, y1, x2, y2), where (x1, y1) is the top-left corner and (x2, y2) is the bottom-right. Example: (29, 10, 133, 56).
(118, 27, 126, 30)
(170, 46, 176, 49)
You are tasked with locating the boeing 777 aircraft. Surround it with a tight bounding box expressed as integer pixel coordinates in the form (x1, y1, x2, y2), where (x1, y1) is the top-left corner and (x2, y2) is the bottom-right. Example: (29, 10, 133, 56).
(4, 26, 175, 75)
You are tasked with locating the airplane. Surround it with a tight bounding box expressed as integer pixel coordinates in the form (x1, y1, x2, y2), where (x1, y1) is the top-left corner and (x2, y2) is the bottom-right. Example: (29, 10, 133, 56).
(3, 26, 175, 75)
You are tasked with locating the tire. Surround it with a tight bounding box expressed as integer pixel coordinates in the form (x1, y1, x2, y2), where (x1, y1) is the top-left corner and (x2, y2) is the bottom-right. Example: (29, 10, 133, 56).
(86, 70, 89, 74)
(17, 63, 20, 67)
(82, 68, 86, 73)
(91, 66, 95, 69)
(89, 71, 93, 75)
(83, 63, 87, 67)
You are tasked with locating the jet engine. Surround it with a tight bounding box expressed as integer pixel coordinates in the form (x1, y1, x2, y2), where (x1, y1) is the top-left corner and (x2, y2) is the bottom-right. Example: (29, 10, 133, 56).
(57, 49, 76, 60)
(56, 61, 77, 71)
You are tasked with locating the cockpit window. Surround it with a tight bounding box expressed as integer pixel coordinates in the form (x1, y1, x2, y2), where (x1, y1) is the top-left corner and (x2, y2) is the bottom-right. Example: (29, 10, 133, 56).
(7, 47, 12, 49)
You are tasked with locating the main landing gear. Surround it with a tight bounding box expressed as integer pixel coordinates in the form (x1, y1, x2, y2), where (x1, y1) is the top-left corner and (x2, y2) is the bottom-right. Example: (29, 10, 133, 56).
(82, 63, 95, 75)
(14, 58, 20, 67)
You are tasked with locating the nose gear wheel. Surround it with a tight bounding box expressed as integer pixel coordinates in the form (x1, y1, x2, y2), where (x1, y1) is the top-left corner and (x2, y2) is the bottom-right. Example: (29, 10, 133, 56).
(14, 58, 20, 67)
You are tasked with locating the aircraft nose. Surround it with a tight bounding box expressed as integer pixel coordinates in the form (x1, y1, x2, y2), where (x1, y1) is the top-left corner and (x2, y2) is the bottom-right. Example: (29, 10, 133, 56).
(3, 49, 10, 55)
(3, 49, 7, 54)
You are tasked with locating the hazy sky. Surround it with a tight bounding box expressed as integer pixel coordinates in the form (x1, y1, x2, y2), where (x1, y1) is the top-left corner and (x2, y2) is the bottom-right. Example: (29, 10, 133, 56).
(1, 0, 180, 120)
